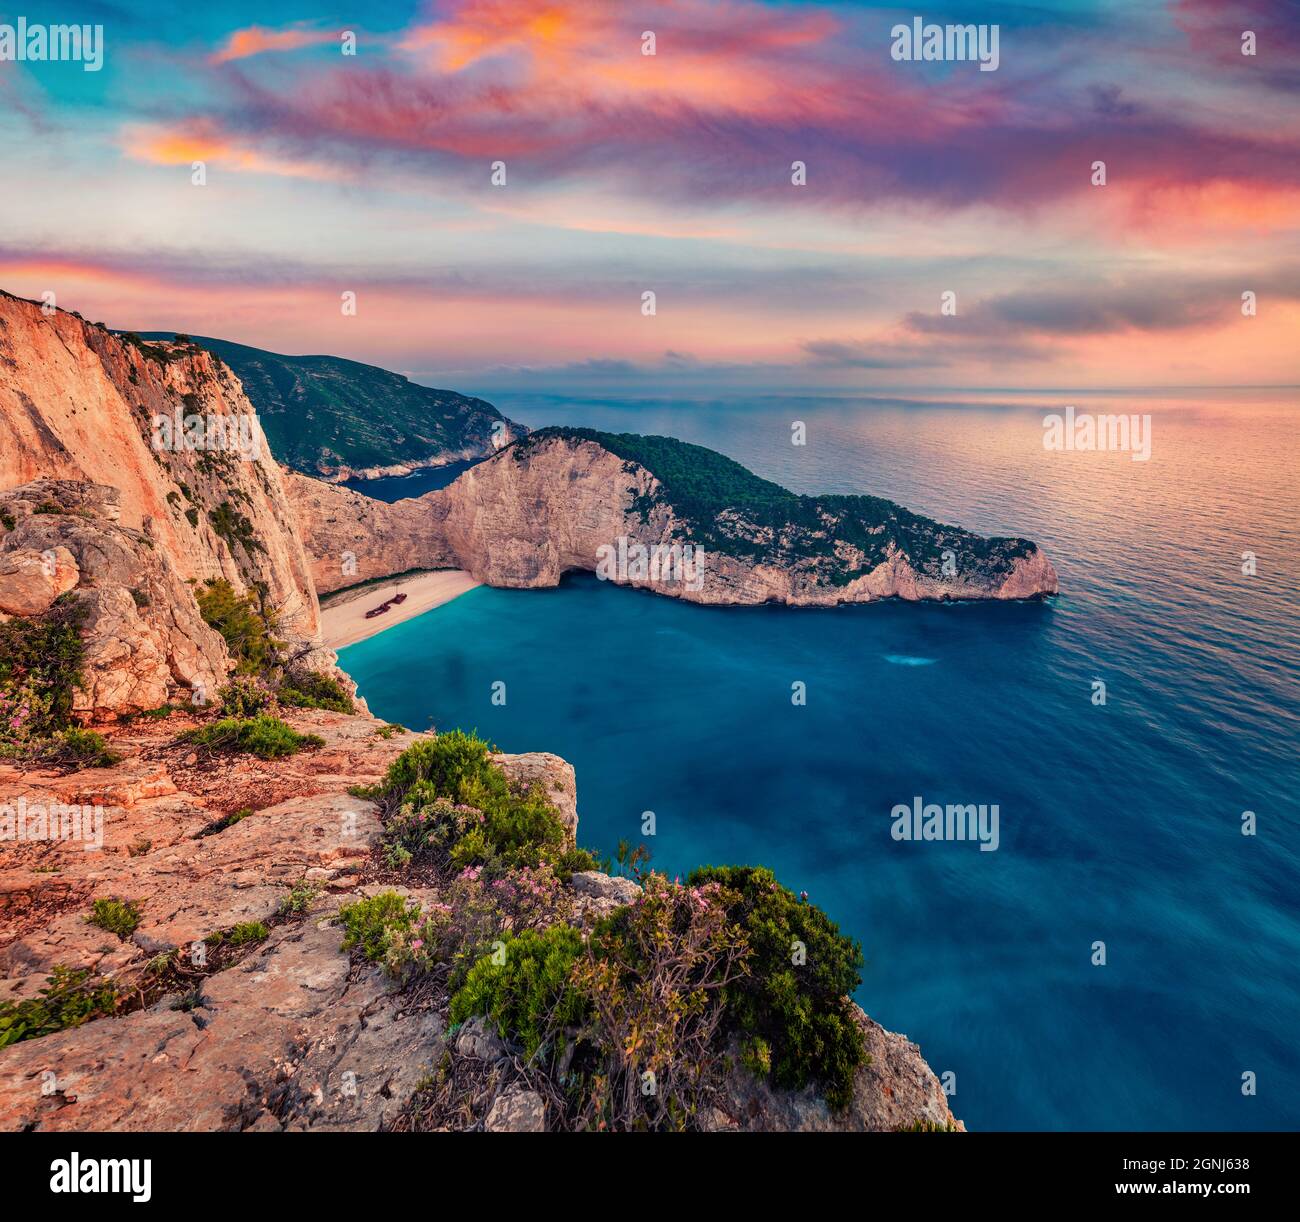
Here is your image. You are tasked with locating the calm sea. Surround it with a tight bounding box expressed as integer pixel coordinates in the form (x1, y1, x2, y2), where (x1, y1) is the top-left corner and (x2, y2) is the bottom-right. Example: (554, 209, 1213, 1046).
(340, 391, 1299, 1130)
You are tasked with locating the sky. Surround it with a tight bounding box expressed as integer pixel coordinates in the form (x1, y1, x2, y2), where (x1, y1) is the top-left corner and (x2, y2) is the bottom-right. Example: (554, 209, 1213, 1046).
(1, 0, 1297, 395)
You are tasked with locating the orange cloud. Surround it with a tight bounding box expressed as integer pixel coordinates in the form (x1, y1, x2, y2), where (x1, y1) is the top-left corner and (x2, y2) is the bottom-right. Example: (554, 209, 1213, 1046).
(399, 0, 839, 115)
(212, 24, 338, 65)
(122, 121, 344, 182)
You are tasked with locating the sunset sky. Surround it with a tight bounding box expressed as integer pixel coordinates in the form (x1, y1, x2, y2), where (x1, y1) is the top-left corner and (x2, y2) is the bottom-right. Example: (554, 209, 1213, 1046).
(1, 0, 1297, 393)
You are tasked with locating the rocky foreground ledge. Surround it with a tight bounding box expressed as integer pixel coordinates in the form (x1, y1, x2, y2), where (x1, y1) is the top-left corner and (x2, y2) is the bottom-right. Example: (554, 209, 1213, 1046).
(0, 711, 961, 1132)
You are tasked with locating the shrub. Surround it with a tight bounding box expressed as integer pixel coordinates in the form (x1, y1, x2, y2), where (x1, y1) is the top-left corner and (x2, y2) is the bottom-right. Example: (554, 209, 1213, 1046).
(207, 502, 263, 554)
(195, 579, 278, 674)
(87, 897, 141, 939)
(574, 872, 749, 1129)
(277, 669, 353, 713)
(382, 730, 495, 798)
(0, 682, 52, 749)
(450, 925, 590, 1060)
(382, 789, 482, 871)
(0, 594, 86, 735)
(0, 966, 120, 1047)
(216, 675, 270, 718)
(387, 866, 574, 985)
(381, 733, 571, 876)
(139, 704, 178, 720)
(685, 865, 866, 1110)
(180, 715, 323, 759)
(41, 728, 121, 769)
(337, 891, 419, 962)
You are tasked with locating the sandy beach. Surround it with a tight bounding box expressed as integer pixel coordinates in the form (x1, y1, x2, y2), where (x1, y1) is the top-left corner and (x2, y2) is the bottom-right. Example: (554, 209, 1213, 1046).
(319, 570, 480, 649)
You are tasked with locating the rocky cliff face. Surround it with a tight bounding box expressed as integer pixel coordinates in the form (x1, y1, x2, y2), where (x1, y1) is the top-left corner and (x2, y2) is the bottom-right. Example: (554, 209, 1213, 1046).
(0, 293, 319, 643)
(289, 430, 1058, 607)
(0, 293, 358, 715)
(283, 471, 457, 595)
(0, 291, 966, 1132)
(0, 481, 229, 715)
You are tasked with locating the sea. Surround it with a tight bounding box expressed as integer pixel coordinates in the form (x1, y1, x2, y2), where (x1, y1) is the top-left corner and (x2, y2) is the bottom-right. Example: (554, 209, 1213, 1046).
(339, 390, 1299, 1131)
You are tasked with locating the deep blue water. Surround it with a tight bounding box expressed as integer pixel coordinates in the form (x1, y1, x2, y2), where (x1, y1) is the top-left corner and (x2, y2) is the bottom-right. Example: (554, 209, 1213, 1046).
(341, 458, 479, 501)
(341, 393, 1300, 1131)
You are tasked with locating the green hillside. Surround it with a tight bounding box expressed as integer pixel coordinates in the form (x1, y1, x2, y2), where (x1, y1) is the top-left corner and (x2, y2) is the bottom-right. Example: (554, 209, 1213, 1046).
(140, 334, 518, 479)
(517, 427, 1036, 584)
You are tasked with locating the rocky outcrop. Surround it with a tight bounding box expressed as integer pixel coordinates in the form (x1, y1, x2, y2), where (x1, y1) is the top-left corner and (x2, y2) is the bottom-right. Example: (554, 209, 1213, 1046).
(287, 429, 1058, 608)
(282, 470, 456, 595)
(709, 1011, 963, 1132)
(0, 711, 584, 1132)
(0, 481, 229, 715)
(0, 292, 320, 642)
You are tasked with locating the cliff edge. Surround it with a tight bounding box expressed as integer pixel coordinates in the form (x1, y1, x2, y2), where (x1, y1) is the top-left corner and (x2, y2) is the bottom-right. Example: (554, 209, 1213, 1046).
(290, 427, 1058, 604)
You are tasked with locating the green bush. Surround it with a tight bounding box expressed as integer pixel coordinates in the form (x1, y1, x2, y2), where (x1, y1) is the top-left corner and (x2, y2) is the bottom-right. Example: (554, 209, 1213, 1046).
(685, 865, 866, 1110)
(0, 594, 86, 736)
(139, 704, 178, 720)
(195, 579, 278, 674)
(0, 966, 120, 1047)
(338, 891, 419, 962)
(87, 897, 142, 939)
(180, 714, 323, 759)
(41, 728, 121, 769)
(217, 675, 270, 718)
(278, 669, 353, 713)
(382, 730, 494, 797)
(450, 925, 590, 1059)
(207, 501, 263, 554)
(380, 732, 571, 875)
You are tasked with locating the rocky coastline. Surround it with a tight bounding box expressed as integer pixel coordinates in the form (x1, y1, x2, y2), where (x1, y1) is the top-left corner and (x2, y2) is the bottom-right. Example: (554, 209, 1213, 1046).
(0, 293, 982, 1131)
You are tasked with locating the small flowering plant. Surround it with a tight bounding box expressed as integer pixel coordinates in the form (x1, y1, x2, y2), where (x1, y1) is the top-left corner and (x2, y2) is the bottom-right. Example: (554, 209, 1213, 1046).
(382, 784, 483, 871)
(378, 864, 577, 984)
(0, 681, 51, 750)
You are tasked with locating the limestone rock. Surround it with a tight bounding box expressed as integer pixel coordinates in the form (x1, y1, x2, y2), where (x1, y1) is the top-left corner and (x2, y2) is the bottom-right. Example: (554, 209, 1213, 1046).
(286, 431, 1058, 610)
(571, 872, 640, 905)
(456, 1015, 507, 1063)
(485, 1087, 546, 1132)
(0, 546, 77, 615)
(712, 1007, 964, 1132)
(493, 751, 577, 844)
(0, 914, 444, 1133)
(0, 293, 322, 645)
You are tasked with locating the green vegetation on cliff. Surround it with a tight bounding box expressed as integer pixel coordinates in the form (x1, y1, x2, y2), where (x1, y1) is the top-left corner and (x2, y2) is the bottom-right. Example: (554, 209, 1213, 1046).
(516, 426, 1036, 584)
(349, 734, 869, 1130)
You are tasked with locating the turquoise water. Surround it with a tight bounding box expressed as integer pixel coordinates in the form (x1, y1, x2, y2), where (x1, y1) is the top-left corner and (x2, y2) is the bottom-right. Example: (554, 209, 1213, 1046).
(341, 394, 1300, 1131)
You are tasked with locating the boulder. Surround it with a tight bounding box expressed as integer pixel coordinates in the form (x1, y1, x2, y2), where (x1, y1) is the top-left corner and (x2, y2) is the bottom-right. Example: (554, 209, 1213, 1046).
(0, 546, 78, 615)
(485, 1087, 546, 1133)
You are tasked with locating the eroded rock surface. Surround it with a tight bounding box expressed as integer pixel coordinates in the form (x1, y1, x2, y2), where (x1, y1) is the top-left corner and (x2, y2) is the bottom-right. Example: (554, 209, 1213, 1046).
(287, 431, 1058, 608)
(0, 711, 581, 1132)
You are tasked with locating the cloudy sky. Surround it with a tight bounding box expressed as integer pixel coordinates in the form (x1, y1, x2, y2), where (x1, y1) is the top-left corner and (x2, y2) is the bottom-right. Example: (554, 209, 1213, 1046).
(1, 0, 1296, 393)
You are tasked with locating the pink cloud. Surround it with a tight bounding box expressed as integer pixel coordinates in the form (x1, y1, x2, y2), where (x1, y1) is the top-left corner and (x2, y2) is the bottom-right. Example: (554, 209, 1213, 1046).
(212, 24, 339, 65)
